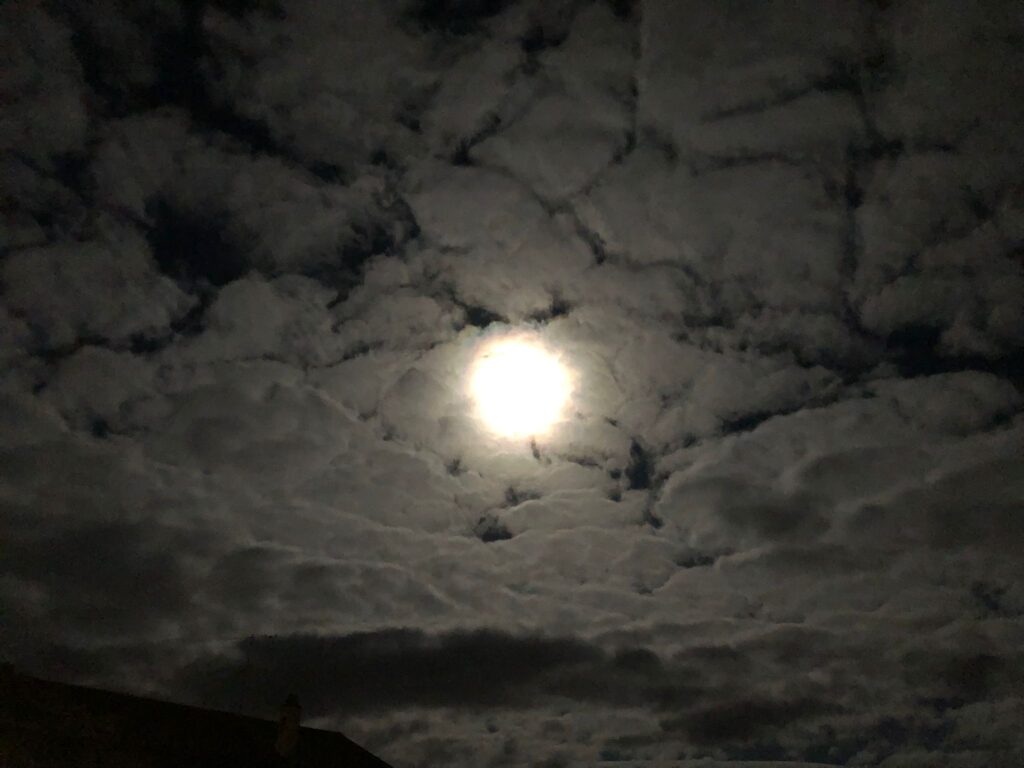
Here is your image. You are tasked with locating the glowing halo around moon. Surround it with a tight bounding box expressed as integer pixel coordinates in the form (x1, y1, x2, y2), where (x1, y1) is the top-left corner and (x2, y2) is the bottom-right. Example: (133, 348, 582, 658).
(469, 337, 572, 438)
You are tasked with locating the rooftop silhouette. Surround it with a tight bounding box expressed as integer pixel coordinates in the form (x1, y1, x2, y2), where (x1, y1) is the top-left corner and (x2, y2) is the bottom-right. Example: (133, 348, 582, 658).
(0, 668, 392, 767)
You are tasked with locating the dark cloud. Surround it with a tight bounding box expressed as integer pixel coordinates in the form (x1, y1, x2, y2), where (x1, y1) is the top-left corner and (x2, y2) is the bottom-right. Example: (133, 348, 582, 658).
(409, 0, 514, 37)
(180, 629, 606, 715)
(662, 696, 836, 747)
(5, 521, 201, 633)
(170, 622, 1024, 763)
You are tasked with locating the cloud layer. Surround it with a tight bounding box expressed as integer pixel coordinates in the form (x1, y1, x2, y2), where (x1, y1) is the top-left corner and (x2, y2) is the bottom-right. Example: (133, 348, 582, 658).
(2, 1, 1022, 765)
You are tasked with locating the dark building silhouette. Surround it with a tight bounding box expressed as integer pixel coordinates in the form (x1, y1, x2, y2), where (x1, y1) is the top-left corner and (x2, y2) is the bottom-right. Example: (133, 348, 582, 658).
(0, 668, 393, 767)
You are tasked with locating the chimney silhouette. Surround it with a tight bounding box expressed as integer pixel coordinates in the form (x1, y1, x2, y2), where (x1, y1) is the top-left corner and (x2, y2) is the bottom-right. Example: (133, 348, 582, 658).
(275, 693, 301, 760)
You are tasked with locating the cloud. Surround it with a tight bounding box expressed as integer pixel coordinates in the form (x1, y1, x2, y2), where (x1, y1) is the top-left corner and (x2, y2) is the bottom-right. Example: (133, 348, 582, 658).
(469, 3, 635, 201)
(2, 0, 1023, 766)
(661, 696, 837, 748)
(201, 1, 435, 168)
(178, 629, 607, 715)
(0, 3, 88, 167)
(639, 0, 868, 162)
(91, 110, 394, 281)
(1, 219, 194, 349)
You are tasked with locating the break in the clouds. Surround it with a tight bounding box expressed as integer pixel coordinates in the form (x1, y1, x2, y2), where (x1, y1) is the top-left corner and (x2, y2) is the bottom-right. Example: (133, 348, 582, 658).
(2, 0, 1023, 766)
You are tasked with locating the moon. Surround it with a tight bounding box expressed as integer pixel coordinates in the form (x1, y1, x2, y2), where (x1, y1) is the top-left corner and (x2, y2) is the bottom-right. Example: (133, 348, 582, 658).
(469, 337, 572, 438)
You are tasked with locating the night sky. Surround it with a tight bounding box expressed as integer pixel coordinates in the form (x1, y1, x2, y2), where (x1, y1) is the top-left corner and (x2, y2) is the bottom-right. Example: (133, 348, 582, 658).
(2, 1, 1024, 766)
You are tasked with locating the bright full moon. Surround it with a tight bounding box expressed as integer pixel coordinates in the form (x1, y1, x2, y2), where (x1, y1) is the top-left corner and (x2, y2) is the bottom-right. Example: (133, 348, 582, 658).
(470, 338, 572, 438)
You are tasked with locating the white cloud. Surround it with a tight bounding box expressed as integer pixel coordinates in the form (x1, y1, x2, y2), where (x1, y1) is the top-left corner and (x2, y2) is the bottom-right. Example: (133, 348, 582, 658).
(639, 0, 868, 160)
(1, 219, 194, 348)
(203, 0, 435, 168)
